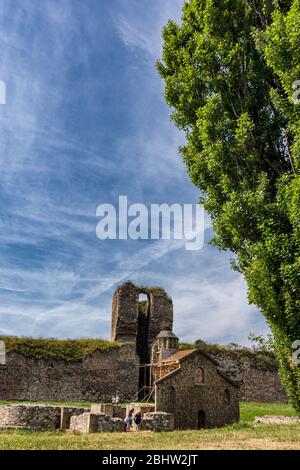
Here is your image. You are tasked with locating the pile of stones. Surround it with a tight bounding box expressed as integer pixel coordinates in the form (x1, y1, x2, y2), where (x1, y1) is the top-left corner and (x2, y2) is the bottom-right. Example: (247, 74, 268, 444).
(254, 415, 300, 425)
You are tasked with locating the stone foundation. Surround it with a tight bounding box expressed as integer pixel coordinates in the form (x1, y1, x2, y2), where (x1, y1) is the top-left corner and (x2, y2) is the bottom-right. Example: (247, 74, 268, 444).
(0, 345, 139, 402)
(254, 415, 300, 425)
(0, 404, 61, 431)
(91, 403, 126, 420)
(0, 404, 88, 431)
(142, 412, 174, 432)
(60, 406, 88, 430)
(70, 412, 124, 433)
(126, 403, 155, 417)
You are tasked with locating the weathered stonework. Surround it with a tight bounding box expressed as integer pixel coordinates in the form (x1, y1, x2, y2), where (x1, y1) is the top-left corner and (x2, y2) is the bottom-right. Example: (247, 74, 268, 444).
(0, 283, 288, 408)
(91, 404, 126, 420)
(60, 406, 88, 430)
(0, 404, 61, 431)
(211, 349, 288, 403)
(142, 412, 174, 432)
(126, 403, 155, 417)
(111, 282, 173, 346)
(254, 415, 300, 425)
(0, 345, 139, 402)
(111, 282, 173, 394)
(0, 404, 87, 431)
(155, 350, 240, 429)
(70, 412, 124, 433)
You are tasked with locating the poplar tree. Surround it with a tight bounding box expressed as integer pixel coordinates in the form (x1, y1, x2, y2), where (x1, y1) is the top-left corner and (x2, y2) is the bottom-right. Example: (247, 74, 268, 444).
(157, 0, 300, 410)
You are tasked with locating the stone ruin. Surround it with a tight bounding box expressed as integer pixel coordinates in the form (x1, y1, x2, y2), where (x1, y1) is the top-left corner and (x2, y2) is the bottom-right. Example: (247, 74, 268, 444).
(0, 282, 241, 433)
(0, 404, 88, 432)
(0, 403, 174, 433)
(111, 282, 173, 394)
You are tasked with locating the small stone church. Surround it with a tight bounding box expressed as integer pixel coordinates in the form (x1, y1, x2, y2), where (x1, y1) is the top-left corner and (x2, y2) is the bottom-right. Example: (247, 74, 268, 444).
(112, 282, 239, 429)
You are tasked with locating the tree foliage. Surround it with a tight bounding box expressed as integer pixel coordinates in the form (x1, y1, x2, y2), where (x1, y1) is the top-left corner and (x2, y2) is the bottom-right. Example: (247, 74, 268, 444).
(157, 0, 300, 411)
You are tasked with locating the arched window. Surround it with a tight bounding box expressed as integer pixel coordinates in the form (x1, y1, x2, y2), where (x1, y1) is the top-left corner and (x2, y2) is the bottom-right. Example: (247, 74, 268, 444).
(224, 389, 231, 404)
(195, 367, 205, 385)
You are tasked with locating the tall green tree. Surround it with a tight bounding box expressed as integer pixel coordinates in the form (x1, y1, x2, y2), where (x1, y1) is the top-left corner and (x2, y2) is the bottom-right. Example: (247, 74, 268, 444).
(157, 0, 300, 410)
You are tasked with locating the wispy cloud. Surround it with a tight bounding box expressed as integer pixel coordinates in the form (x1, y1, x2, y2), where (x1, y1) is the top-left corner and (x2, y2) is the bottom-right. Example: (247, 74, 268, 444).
(0, 0, 267, 344)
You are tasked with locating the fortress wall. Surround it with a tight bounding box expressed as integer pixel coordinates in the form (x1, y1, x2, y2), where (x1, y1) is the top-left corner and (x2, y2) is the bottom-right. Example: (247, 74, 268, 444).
(0, 340, 288, 404)
(0, 344, 139, 403)
(212, 350, 288, 403)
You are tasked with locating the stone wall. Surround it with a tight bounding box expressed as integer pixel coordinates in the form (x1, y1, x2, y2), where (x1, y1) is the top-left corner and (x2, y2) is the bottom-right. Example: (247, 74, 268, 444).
(210, 349, 288, 403)
(91, 403, 126, 420)
(70, 412, 124, 433)
(0, 339, 288, 405)
(111, 282, 173, 345)
(0, 344, 139, 402)
(155, 352, 240, 429)
(0, 404, 87, 431)
(0, 404, 61, 431)
(143, 412, 174, 432)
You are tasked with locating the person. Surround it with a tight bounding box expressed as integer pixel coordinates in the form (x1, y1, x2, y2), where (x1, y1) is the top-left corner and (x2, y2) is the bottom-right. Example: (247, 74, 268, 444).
(134, 411, 142, 431)
(124, 408, 134, 432)
(112, 395, 116, 404)
(115, 394, 120, 405)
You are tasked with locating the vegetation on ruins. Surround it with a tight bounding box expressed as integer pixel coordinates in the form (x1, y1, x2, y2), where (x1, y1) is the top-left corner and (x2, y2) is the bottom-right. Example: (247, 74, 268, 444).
(157, 0, 300, 411)
(0, 337, 122, 362)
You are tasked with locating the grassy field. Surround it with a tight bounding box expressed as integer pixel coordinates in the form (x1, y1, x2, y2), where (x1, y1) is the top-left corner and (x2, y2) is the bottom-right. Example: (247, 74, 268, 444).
(0, 402, 299, 450)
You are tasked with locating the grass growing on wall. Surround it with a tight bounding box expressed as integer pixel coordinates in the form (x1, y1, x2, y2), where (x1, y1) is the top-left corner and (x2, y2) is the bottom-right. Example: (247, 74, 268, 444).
(0, 337, 124, 362)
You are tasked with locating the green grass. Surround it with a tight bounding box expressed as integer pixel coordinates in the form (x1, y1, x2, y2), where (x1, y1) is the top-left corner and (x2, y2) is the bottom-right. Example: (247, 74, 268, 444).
(0, 337, 123, 362)
(240, 402, 298, 422)
(0, 423, 299, 450)
(0, 402, 299, 450)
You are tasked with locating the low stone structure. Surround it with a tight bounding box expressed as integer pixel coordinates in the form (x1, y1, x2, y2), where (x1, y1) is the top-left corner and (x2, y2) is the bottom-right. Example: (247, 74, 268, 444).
(60, 406, 88, 430)
(91, 403, 126, 420)
(211, 349, 288, 403)
(0, 283, 288, 406)
(254, 415, 300, 425)
(0, 404, 61, 431)
(70, 412, 124, 433)
(142, 412, 174, 432)
(0, 404, 88, 431)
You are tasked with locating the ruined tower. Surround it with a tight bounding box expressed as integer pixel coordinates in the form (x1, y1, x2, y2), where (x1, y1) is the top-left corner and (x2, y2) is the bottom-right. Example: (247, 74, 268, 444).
(111, 282, 173, 395)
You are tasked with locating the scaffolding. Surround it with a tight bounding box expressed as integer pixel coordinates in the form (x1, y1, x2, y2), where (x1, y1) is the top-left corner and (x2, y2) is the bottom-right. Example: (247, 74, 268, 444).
(135, 359, 180, 401)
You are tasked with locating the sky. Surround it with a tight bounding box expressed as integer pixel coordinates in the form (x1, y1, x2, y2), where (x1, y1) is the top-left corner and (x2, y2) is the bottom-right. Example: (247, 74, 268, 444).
(0, 0, 269, 345)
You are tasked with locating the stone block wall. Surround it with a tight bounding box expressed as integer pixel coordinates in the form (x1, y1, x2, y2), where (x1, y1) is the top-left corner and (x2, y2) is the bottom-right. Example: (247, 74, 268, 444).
(155, 352, 240, 429)
(210, 349, 288, 403)
(111, 282, 173, 345)
(0, 404, 61, 431)
(142, 412, 174, 432)
(0, 404, 88, 431)
(70, 412, 124, 433)
(91, 403, 126, 420)
(0, 344, 139, 402)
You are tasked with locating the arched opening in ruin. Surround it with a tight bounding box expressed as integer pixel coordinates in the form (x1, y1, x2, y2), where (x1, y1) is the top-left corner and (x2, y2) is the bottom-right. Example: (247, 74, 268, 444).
(136, 292, 151, 397)
(197, 410, 206, 429)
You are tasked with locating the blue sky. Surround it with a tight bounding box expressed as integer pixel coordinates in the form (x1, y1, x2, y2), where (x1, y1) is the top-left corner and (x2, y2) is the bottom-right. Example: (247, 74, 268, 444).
(0, 0, 268, 344)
